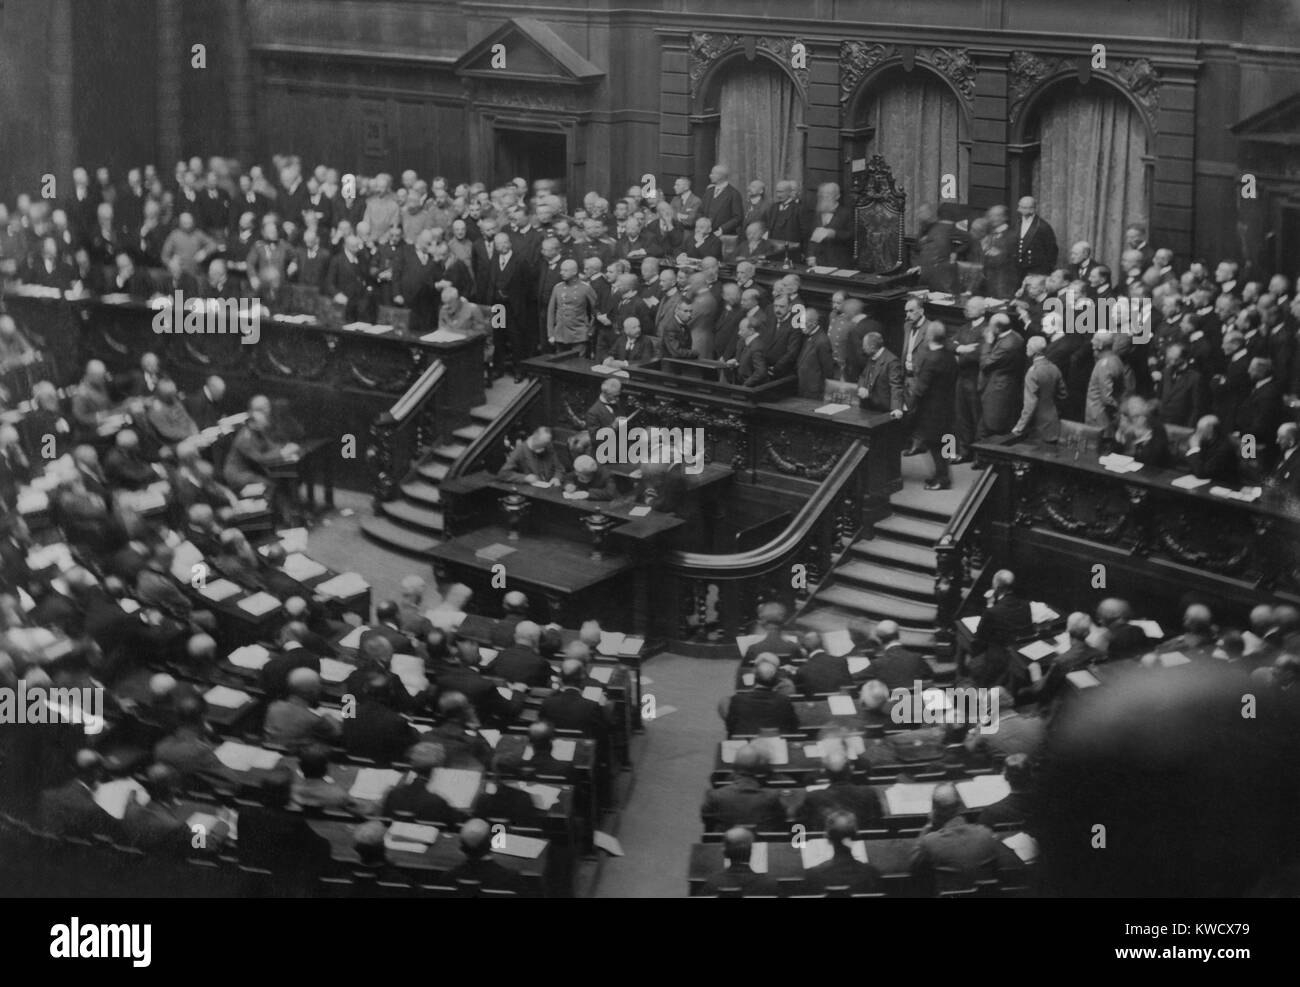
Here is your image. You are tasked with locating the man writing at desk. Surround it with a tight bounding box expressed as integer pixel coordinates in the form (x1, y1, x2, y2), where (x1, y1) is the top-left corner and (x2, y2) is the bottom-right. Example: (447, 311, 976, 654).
(499, 426, 561, 486)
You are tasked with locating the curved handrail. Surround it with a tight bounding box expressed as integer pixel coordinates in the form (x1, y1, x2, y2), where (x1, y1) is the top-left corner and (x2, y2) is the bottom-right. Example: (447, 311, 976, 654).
(665, 440, 867, 577)
(386, 359, 444, 423)
(447, 378, 543, 479)
(935, 464, 996, 549)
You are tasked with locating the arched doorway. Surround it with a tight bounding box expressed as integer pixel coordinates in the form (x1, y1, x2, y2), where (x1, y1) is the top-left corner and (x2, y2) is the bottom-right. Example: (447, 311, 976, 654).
(697, 56, 806, 193)
(1020, 80, 1152, 271)
(852, 65, 969, 231)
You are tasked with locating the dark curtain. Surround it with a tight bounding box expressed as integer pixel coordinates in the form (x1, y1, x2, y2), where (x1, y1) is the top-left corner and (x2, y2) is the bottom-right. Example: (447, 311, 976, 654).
(1032, 87, 1149, 270)
(863, 73, 965, 230)
(716, 63, 805, 192)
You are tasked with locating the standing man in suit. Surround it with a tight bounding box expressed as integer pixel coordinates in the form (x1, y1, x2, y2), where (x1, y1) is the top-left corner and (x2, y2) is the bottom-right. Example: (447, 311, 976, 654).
(699, 164, 745, 237)
(857, 332, 905, 419)
(805, 183, 855, 269)
(1236, 356, 1287, 474)
(1067, 241, 1099, 284)
(1156, 342, 1204, 428)
(1012, 335, 1068, 443)
(909, 323, 958, 490)
(669, 176, 702, 232)
(742, 180, 772, 234)
(981, 205, 1019, 299)
(953, 297, 988, 458)
(1014, 196, 1058, 281)
(914, 202, 964, 294)
(1210, 331, 1253, 434)
(768, 179, 809, 264)
(796, 309, 835, 399)
(485, 232, 532, 381)
(726, 318, 769, 387)
(868, 621, 934, 691)
(1085, 332, 1133, 443)
(324, 234, 371, 322)
(977, 313, 1026, 440)
(1268, 422, 1300, 497)
(392, 229, 440, 333)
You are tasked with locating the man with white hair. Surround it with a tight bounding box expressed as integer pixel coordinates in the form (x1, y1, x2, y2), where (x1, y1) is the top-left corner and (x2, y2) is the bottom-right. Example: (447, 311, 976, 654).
(1011, 335, 1068, 443)
(768, 179, 809, 263)
(806, 182, 854, 268)
(563, 453, 617, 501)
(493, 620, 552, 688)
(700, 164, 744, 237)
(1085, 331, 1134, 443)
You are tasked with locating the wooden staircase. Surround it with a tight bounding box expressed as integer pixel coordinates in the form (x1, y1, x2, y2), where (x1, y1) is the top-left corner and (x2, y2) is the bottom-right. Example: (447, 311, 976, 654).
(797, 459, 979, 659)
(360, 380, 525, 556)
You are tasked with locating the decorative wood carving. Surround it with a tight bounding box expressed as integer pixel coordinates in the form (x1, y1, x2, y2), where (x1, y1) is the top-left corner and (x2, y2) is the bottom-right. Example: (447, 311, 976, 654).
(1008, 49, 1161, 131)
(688, 32, 808, 99)
(852, 155, 907, 275)
(840, 42, 976, 107)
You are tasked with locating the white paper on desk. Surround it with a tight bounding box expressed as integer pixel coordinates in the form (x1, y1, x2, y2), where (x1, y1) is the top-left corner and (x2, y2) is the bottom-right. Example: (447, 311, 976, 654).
(619, 636, 644, 656)
(806, 782, 830, 792)
(628, 505, 652, 517)
(227, 644, 271, 670)
(282, 553, 327, 581)
(215, 741, 272, 772)
(1002, 831, 1040, 863)
(27, 542, 73, 571)
(801, 838, 867, 870)
(827, 694, 857, 716)
(741, 673, 755, 687)
(317, 657, 353, 683)
(748, 840, 770, 874)
(337, 625, 369, 650)
(884, 782, 937, 816)
(239, 483, 267, 499)
(119, 598, 140, 615)
(582, 686, 605, 703)
(720, 740, 745, 764)
(736, 633, 764, 654)
(1242, 631, 1266, 655)
(383, 838, 429, 854)
(590, 364, 617, 374)
(512, 781, 562, 810)
(17, 588, 35, 612)
(808, 265, 837, 275)
(1158, 651, 1191, 668)
(551, 739, 576, 762)
(814, 403, 851, 416)
(496, 686, 514, 701)
(593, 831, 624, 856)
(822, 629, 854, 657)
(478, 728, 501, 748)
(475, 647, 498, 667)
(316, 572, 369, 599)
(589, 665, 614, 684)
(597, 631, 625, 656)
(1054, 631, 1072, 653)
(275, 527, 309, 554)
(804, 743, 823, 759)
(956, 774, 1011, 809)
(751, 736, 789, 766)
(349, 767, 402, 802)
(1067, 669, 1101, 689)
(94, 778, 148, 820)
(428, 608, 467, 631)
(1172, 474, 1211, 490)
(421, 329, 464, 344)
(203, 685, 251, 709)
(389, 821, 439, 844)
(238, 591, 281, 616)
(17, 489, 48, 514)
(846, 656, 871, 676)
(1029, 601, 1058, 624)
(428, 768, 481, 810)
(1019, 639, 1057, 662)
(497, 833, 547, 860)
(198, 579, 242, 603)
(1130, 619, 1164, 640)
(961, 615, 981, 634)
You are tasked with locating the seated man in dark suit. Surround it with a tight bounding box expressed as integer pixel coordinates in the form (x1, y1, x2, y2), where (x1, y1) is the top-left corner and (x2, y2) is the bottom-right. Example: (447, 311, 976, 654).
(866, 620, 933, 692)
(504, 721, 572, 780)
(489, 591, 531, 648)
(804, 811, 884, 895)
(1183, 414, 1238, 484)
(794, 630, 853, 696)
(424, 692, 495, 770)
(1117, 396, 1171, 467)
(1147, 603, 1218, 663)
(723, 658, 799, 736)
(491, 620, 553, 688)
(968, 569, 1034, 691)
(1027, 611, 1105, 715)
(380, 742, 460, 824)
(350, 820, 410, 884)
(122, 763, 231, 855)
(742, 602, 804, 665)
(964, 687, 1044, 760)
(977, 753, 1034, 833)
(909, 782, 1001, 894)
(444, 817, 526, 894)
(292, 743, 363, 813)
(632, 459, 688, 517)
(539, 659, 610, 746)
(263, 667, 342, 751)
(699, 826, 782, 897)
(153, 695, 242, 792)
(342, 672, 421, 763)
(798, 748, 882, 830)
(499, 426, 562, 485)
(701, 744, 786, 833)
(343, 634, 422, 715)
(38, 749, 120, 839)
(1094, 597, 1150, 661)
(563, 455, 618, 502)
(436, 640, 525, 729)
(1268, 422, 1300, 497)
(236, 767, 334, 884)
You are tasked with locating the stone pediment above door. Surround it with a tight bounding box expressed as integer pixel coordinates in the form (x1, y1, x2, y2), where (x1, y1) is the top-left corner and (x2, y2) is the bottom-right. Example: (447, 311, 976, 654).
(454, 17, 604, 88)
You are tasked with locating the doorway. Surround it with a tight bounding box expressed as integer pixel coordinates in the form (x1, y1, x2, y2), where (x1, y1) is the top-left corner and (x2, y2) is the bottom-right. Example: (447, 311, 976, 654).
(494, 127, 567, 195)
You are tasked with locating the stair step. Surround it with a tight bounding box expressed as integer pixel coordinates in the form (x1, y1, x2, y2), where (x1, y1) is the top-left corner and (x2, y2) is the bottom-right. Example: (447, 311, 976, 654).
(453, 424, 485, 442)
(470, 404, 499, 423)
(418, 461, 449, 483)
(431, 442, 468, 462)
(873, 514, 946, 546)
(400, 479, 441, 507)
(852, 538, 937, 573)
(359, 516, 440, 556)
(379, 498, 444, 534)
(834, 560, 933, 599)
(815, 584, 938, 626)
(888, 498, 953, 526)
(795, 606, 940, 652)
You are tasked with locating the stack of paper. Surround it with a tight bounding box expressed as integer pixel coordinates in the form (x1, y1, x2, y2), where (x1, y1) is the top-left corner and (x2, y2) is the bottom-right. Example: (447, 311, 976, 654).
(17, 489, 49, 514)
(388, 821, 439, 845)
(214, 741, 281, 772)
(315, 572, 369, 599)
(884, 782, 937, 816)
(348, 768, 403, 801)
(1172, 474, 1211, 490)
(496, 833, 547, 860)
(750, 736, 789, 766)
(1098, 453, 1143, 474)
(800, 838, 868, 870)
(1019, 639, 1058, 662)
(317, 657, 354, 683)
(719, 740, 747, 763)
(1130, 619, 1163, 640)
(337, 625, 369, 650)
(955, 774, 1011, 809)
(588, 665, 614, 684)
(627, 505, 651, 517)
(477, 729, 501, 748)
(814, 403, 850, 416)
(204, 685, 251, 709)
(94, 779, 149, 820)
(581, 686, 605, 703)
(237, 591, 281, 616)
(1066, 668, 1101, 689)
(1002, 831, 1039, 863)
(198, 579, 242, 603)
(391, 654, 428, 695)
(428, 768, 482, 810)
(596, 631, 626, 657)
(827, 694, 857, 716)
(961, 615, 981, 634)
(1158, 651, 1191, 668)
(526, 739, 576, 763)
(619, 636, 645, 656)
(1029, 602, 1059, 624)
(227, 644, 272, 670)
(511, 782, 563, 810)
(282, 553, 327, 581)
(847, 656, 871, 675)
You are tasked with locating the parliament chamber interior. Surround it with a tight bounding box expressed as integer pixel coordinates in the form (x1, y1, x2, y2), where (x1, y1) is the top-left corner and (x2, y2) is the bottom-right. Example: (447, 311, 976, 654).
(3, 0, 1300, 910)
